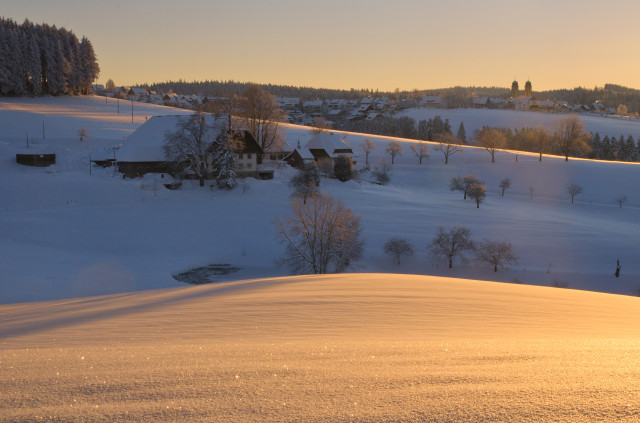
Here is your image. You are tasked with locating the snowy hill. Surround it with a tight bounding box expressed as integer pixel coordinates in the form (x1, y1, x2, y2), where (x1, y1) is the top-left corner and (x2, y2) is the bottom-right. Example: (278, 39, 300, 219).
(1, 96, 640, 304)
(2, 274, 640, 421)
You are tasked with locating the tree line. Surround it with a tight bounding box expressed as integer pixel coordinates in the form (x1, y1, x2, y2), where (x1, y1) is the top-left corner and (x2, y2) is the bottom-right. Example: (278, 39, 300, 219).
(0, 18, 99, 96)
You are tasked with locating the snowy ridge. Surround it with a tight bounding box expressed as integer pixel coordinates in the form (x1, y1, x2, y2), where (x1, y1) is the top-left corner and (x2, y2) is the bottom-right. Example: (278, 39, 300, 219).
(1, 274, 640, 421)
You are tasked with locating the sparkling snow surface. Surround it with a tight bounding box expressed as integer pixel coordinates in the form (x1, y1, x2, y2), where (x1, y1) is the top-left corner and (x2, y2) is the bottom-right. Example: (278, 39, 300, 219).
(2, 274, 640, 422)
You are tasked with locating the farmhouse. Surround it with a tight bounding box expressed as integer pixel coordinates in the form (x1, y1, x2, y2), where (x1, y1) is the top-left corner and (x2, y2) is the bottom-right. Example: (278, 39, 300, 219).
(117, 114, 266, 179)
(281, 132, 355, 170)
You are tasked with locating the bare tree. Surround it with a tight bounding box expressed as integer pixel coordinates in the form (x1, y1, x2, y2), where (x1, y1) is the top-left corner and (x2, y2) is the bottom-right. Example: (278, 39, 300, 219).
(273, 193, 364, 274)
(475, 239, 518, 272)
(359, 138, 377, 167)
(410, 142, 430, 164)
(499, 177, 511, 196)
(238, 84, 285, 154)
(615, 194, 628, 208)
(428, 225, 474, 269)
(384, 237, 415, 265)
(566, 183, 583, 204)
(475, 127, 506, 163)
(450, 174, 481, 200)
(386, 141, 403, 164)
(523, 127, 551, 162)
(468, 182, 486, 208)
(433, 133, 461, 164)
(553, 115, 592, 161)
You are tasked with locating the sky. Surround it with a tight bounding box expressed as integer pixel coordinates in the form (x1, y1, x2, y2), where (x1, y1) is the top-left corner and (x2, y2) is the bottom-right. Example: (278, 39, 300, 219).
(4, 0, 640, 92)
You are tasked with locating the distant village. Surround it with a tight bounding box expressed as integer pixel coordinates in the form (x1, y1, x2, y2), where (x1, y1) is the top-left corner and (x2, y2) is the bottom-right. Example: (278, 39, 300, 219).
(92, 79, 624, 131)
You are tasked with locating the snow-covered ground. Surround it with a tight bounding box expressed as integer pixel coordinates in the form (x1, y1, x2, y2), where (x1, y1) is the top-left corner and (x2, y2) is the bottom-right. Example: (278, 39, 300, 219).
(1, 96, 640, 304)
(2, 97, 640, 421)
(2, 274, 640, 421)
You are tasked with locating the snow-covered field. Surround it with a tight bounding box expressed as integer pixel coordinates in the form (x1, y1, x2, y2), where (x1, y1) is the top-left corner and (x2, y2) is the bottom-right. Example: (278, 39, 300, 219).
(2, 96, 640, 421)
(1, 96, 640, 303)
(2, 274, 640, 421)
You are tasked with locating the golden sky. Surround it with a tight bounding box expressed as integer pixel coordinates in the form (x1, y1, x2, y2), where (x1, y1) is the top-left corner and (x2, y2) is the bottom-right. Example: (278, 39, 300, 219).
(5, 0, 640, 91)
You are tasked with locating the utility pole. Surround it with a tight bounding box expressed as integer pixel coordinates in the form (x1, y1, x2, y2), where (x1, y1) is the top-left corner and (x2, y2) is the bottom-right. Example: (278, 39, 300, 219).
(42, 121, 45, 140)
(131, 98, 134, 123)
(117, 98, 120, 115)
(26, 131, 29, 149)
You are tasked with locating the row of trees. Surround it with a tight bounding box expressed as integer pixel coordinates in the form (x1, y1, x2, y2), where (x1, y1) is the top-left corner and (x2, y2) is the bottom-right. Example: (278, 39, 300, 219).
(274, 193, 518, 275)
(383, 227, 517, 273)
(0, 18, 99, 96)
(342, 115, 466, 144)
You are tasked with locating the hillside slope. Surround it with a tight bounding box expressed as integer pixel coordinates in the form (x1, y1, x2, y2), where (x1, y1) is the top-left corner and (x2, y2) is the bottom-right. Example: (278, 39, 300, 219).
(2, 274, 640, 421)
(1, 96, 640, 303)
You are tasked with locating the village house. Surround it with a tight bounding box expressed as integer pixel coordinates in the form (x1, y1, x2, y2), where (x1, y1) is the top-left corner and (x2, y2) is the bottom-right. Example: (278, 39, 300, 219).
(282, 132, 355, 170)
(117, 114, 268, 179)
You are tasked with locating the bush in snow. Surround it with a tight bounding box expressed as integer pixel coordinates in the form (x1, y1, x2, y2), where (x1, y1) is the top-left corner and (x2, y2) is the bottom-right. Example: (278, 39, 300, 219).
(333, 155, 354, 182)
(371, 163, 391, 186)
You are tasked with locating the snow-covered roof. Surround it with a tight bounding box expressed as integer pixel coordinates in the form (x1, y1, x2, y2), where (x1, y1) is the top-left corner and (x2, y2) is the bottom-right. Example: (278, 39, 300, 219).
(130, 87, 147, 96)
(472, 96, 489, 105)
(118, 114, 226, 162)
(303, 99, 324, 108)
(305, 132, 353, 157)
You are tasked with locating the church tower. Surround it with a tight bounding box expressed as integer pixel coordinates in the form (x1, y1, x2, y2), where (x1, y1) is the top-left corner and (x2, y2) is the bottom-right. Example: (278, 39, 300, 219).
(524, 80, 532, 97)
(511, 80, 519, 98)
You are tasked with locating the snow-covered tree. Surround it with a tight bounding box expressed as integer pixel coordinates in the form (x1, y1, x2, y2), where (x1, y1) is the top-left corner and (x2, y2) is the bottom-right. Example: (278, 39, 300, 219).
(164, 113, 217, 187)
(291, 164, 320, 203)
(212, 130, 236, 189)
(274, 192, 364, 274)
